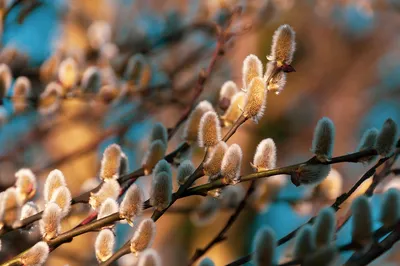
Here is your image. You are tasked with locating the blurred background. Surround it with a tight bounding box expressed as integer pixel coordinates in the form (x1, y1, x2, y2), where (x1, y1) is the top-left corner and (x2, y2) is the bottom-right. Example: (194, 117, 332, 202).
(1, 0, 400, 265)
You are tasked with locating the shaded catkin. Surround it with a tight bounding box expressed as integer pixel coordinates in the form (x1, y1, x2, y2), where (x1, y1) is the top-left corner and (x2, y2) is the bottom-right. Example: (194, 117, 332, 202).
(153, 159, 172, 177)
(100, 144, 122, 180)
(44, 169, 67, 202)
(252, 138, 277, 171)
(221, 144, 242, 185)
(351, 196, 372, 245)
(204, 141, 228, 179)
(81, 66, 102, 93)
(138, 249, 161, 266)
(150, 122, 168, 146)
(357, 128, 379, 163)
(376, 118, 398, 157)
(190, 197, 220, 226)
(130, 218, 156, 254)
(142, 140, 167, 175)
(303, 245, 337, 266)
(311, 117, 335, 160)
(20, 201, 39, 221)
(313, 207, 336, 247)
(39, 82, 63, 115)
(120, 184, 143, 225)
(150, 171, 172, 211)
(219, 81, 239, 110)
(243, 77, 267, 123)
(292, 164, 331, 186)
(242, 54, 263, 89)
(220, 185, 245, 208)
(252, 227, 276, 266)
(95, 229, 115, 262)
(176, 160, 195, 185)
(269, 24, 296, 65)
(198, 111, 222, 148)
(293, 225, 316, 260)
(21, 241, 49, 266)
(183, 101, 214, 142)
(380, 188, 400, 228)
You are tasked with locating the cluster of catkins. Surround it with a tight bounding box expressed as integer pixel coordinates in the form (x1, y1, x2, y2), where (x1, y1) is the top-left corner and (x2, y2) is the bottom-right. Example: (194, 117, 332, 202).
(251, 188, 400, 266)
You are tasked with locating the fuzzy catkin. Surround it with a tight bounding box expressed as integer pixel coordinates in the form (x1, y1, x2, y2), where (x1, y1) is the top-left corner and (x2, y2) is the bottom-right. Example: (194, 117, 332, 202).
(20, 201, 39, 221)
(380, 188, 400, 228)
(264, 61, 287, 94)
(303, 245, 337, 266)
(357, 128, 379, 163)
(89, 179, 120, 210)
(138, 249, 161, 266)
(292, 164, 331, 186)
(58, 57, 78, 90)
(120, 184, 143, 225)
(150, 122, 168, 146)
(1, 188, 19, 226)
(183, 100, 215, 142)
(204, 141, 228, 179)
(95, 229, 115, 262)
(100, 144, 122, 180)
(176, 160, 195, 185)
(314, 207, 336, 247)
(98, 198, 119, 220)
(50, 186, 72, 218)
(153, 159, 172, 177)
(242, 54, 263, 89)
(120, 152, 129, 175)
(15, 168, 36, 204)
(311, 117, 335, 160)
(293, 225, 316, 260)
(39, 82, 63, 115)
(87, 20, 111, 49)
(81, 66, 102, 93)
(44, 169, 67, 202)
(221, 91, 247, 126)
(314, 168, 342, 201)
(142, 140, 167, 175)
(220, 185, 245, 208)
(13, 76, 31, 97)
(376, 118, 398, 157)
(130, 218, 156, 254)
(351, 196, 372, 245)
(244, 77, 267, 123)
(269, 24, 296, 65)
(40, 202, 61, 241)
(150, 171, 172, 211)
(252, 227, 276, 266)
(198, 111, 222, 148)
(221, 144, 243, 185)
(21, 241, 49, 266)
(253, 138, 277, 171)
(219, 81, 239, 106)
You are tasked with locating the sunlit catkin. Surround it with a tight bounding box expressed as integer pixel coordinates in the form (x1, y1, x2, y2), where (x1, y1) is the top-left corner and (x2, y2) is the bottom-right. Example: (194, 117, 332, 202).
(138, 249, 161, 266)
(0, 63, 12, 98)
(50, 186, 72, 218)
(219, 81, 239, 110)
(183, 100, 214, 142)
(380, 188, 400, 228)
(81, 66, 102, 93)
(221, 185, 245, 208)
(150, 122, 168, 146)
(15, 168, 36, 204)
(98, 198, 119, 220)
(351, 196, 372, 245)
(293, 225, 316, 260)
(243, 77, 267, 123)
(242, 54, 263, 90)
(39, 202, 61, 241)
(13, 76, 31, 97)
(150, 171, 172, 211)
(357, 128, 379, 163)
(100, 144, 122, 180)
(199, 257, 215, 266)
(311, 117, 335, 160)
(253, 138, 277, 171)
(39, 82, 63, 115)
(130, 218, 156, 255)
(221, 92, 247, 126)
(268, 24, 296, 66)
(89, 179, 120, 210)
(58, 57, 78, 91)
(198, 111, 222, 148)
(21, 241, 49, 266)
(314, 207, 335, 247)
(44, 169, 67, 202)
(1, 188, 19, 226)
(376, 118, 398, 157)
(120, 184, 143, 225)
(142, 140, 167, 175)
(303, 245, 337, 266)
(221, 144, 242, 185)
(291, 164, 331, 186)
(153, 159, 172, 177)
(177, 160, 195, 185)
(95, 229, 115, 262)
(190, 197, 220, 226)
(20, 201, 39, 221)
(264, 61, 287, 94)
(204, 141, 228, 179)
(252, 227, 276, 266)
(313, 168, 342, 201)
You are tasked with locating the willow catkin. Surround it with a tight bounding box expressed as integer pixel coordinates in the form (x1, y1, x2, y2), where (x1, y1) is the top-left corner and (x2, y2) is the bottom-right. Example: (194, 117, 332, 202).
(220, 185, 245, 208)
(13, 76, 31, 97)
(50, 186, 72, 218)
(120, 152, 129, 176)
(19, 201, 39, 221)
(98, 198, 119, 220)
(351, 196, 372, 245)
(252, 227, 276, 266)
(89, 179, 120, 210)
(380, 188, 400, 228)
(293, 224, 316, 260)
(120, 184, 143, 225)
(58, 57, 78, 91)
(21, 241, 49, 266)
(153, 159, 172, 177)
(219, 81, 239, 110)
(199, 257, 215, 266)
(15, 168, 37, 204)
(291, 164, 331, 186)
(253, 138, 277, 171)
(40, 202, 61, 241)
(0, 63, 12, 98)
(44, 169, 67, 202)
(39, 81, 63, 115)
(311, 117, 335, 160)
(150, 122, 168, 146)
(198, 111, 222, 148)
(243, 77, 267, 123)
(264, 61, 287, 94)
(313, 168, 342, 201)
(376, 118, 398, 157)
(1, 188, 19, 226)
(130, 218, 156, 254)
(176, 160, 195, 185)
(183, 100, 214, 142)
(269, 24, 296, 66)
(150, 171, 172, 211)
(95, 229, 115, 262)
(204, 141, 228, 179)
(242, 54, 263, 90)
(221, 144, 242, 185)
(190, 197, 220, 226)
(81, 66, 102, 93)
(303, 245, 338, 266)
(356, 128, 379, 163)
(221, 91, 247, 126)
(142, 140, 167, 175)
(100, 144, 122, 180)
(313, 207, 336, 247)
(87, 20, 112, 49)
(137, 249, 161, 266)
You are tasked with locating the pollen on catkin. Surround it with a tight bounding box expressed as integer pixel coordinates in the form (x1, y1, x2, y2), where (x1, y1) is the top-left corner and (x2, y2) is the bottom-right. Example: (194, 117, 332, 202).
(1, 188, 20, 226)
(89, 179, 120, 210)
(313, 168, 342, 201)
(221, 91, 247, 126)
(50, 186, 72, 218)
(380, 188, 400, 228)
(39, 202, 61, 241)
(357, 128, 379, 163)
(0, 63, 12, 98)
(219, 81, 239, 110)
(198, 111, 222, 148)
(252, 227, 276, 266)
(376, 118, 398, 157)
(20, 201, 39, 221)
(199, 257, 215, 266)
(58, 57, 78, 91)
(303, 245, 338, 266)
(153, 159, 172, 177)
(311, 117, 335, 160)
(100, 144, 122, 180)
(150, 171, 172, 211)
(183, 100, 214, 142)
(44, 169, 67, 202)
(81, 66, 102, 93)
(21, 241, 49, 266)
(253, 138, 277, 171)
(98, 198, 119, 220)
(264, 61, 287, 94)
(204, 141, 228, 179)
(291, 164, 331, 186)
(137, 249, 161, 266)
(176, 160, 195, 185)
(313, 207, 336, 247)
(268, 24, 296, 66)
(220, 185, 245, 208)
(120, 184, 143, 225)
(190, 197, 220, 226)
(142, 140, 167, 175)
(95, 229, 115, 262)
(150, 122, 168, 146)
(293, 224, 316, 260)
(243, 77, 267, 123)
(242, 54, 263, 90)
(351, 196, 372, 245)
(130, 218, 156, 255)
(15, 168, 37, 204)
(221, 144, 242, 185)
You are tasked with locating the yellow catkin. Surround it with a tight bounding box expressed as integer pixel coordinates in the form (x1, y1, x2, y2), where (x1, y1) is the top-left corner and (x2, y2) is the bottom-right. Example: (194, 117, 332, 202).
(243, 77, 267, 123)
(221, 92, 247, 126)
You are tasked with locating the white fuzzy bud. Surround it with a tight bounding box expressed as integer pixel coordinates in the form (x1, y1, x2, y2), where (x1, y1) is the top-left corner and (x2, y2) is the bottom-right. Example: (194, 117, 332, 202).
(219, 81, 239, 110)
(88, 20, 112, 50)
(221, 92, 247, 126)
(313, 207, 335, 247)
(311, 117, 335, 160)
(190, 197, 220, 226)
(150, 171, 172, 211)
(351, 196, 372, 245)
(291, 164, 331, 186)
(177, 160, 195, 185)
(244, 77, 267, 123)
(89, 179, 120, 210)
(15, 168, 36, 204)
(142, 140, 167, 175)
(20, 201, 39, 220)
(120, 184, 143, 225)
(220, 185, 245, 208)
(221, 144, 242, 185)
(0, 63, 12, 98)
(313, 168, 342, 201)
(293, 225, 316, 260)
(21, 241, 49, 266)
(98, 198, 119, 220)
(198, 111, 222, 148)
(380, 188, 400, 228)
(95, 229, 115, 262)
(50, 186, 72, 218)
(100, 144, 122, 180)
(44, 169, 67, 202)
(58, 57, 78, 90)
(268, 24, 296, 65)
(81, 66, 102, 93)
(183, 101, 215, 142)
(204, 141, 228, 180)
(252, 227, 276, 266)
(150, 122, 168, 146)
(138, 249, 161, 266)
(40, 202, 61, 240)
(376, 118, 398, 157)
(130, 218, 156, 254)
(242, 54, 263, 90)
(253, 138, 277, 171)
